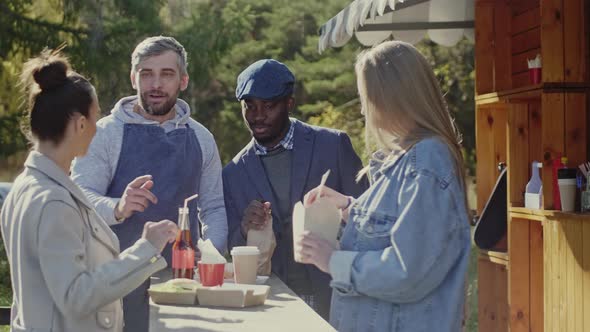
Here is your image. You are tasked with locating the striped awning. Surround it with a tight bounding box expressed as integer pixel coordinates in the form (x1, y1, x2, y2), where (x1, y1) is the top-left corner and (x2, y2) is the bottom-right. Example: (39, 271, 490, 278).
(318, 0, 475, 53)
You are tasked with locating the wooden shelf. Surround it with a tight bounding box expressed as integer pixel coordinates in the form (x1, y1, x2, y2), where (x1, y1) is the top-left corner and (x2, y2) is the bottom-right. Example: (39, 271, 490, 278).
(509, 207, 590, 221)
(479, 250, 509, 266)
(475, 82, 590, 105)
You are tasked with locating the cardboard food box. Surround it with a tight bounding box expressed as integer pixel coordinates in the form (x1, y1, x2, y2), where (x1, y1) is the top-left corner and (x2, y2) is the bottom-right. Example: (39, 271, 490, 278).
(292, 197, 341, 258)
(197, 284, 270, 308)
(148, 279, 199, 305)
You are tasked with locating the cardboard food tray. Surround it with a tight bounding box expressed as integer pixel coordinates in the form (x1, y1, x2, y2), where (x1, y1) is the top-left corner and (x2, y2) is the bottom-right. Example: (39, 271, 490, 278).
(197, 284, 270, 308)
(148, 288, 198, 305)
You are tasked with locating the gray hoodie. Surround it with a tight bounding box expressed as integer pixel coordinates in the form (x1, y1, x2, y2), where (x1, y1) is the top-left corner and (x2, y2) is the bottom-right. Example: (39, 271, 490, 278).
(71, 96, 227, 252)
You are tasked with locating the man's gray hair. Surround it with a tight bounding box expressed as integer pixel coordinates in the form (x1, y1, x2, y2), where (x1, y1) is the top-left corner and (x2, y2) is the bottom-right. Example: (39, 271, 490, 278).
(131, 36, 188, 75)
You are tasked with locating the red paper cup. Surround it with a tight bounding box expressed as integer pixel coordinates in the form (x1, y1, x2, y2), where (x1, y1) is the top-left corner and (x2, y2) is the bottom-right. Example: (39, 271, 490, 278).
(529, 67, 541, 84)
(198, 262, 225, 287)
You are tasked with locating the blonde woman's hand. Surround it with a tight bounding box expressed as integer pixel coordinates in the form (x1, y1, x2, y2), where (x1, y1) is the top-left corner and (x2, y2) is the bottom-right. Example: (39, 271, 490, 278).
(142, 220, 178, 252)
(304, 185, 355, 223)
(304, 185, 348, 208)
(294, 231, 335, 274)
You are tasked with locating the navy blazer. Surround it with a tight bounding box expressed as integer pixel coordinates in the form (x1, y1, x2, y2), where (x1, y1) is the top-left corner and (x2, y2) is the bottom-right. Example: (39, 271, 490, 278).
(223, 119, 368, 319)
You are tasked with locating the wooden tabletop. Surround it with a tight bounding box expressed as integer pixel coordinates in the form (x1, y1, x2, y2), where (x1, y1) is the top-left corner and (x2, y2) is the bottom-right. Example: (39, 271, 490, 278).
(149, 272, 335, 332)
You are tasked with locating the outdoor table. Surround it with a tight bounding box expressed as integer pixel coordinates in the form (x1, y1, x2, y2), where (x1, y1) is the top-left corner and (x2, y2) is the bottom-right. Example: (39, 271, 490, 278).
(149, 272, 335, 332)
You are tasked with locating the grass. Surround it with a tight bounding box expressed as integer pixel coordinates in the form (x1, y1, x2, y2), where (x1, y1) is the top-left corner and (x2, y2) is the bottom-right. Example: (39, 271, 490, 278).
(0, 284, 9, 332)
(466, 244, 479, 332)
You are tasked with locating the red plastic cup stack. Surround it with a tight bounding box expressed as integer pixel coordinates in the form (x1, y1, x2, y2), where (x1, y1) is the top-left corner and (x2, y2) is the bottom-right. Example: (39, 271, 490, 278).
(198, 262, 225, 287)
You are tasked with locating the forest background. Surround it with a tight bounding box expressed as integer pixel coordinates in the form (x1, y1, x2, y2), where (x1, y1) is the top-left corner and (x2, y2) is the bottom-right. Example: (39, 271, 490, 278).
(0, 0, 477, 330)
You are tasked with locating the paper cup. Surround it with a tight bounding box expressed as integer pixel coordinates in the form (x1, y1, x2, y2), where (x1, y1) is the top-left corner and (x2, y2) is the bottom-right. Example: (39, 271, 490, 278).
(558, 179, 577, 212)
(558, 168, 577, 212)
(231, 246, 260, 284)
(529, 67, 541, 84)
(198, 262, 225, 287)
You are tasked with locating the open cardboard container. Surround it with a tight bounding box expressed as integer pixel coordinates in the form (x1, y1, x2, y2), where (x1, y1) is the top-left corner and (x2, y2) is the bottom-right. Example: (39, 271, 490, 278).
(149, 281, 270, 308)
(197, 284, 270, 308)
(293, 198, 341, 247)
(149, 287, 198, 306)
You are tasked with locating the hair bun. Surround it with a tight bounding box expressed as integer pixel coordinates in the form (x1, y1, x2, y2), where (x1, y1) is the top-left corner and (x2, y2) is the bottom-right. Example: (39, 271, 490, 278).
(33, 59, 69, 91)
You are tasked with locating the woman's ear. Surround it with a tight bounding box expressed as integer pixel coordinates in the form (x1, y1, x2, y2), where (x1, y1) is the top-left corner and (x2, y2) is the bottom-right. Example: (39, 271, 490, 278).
(74, 114, 87, 134)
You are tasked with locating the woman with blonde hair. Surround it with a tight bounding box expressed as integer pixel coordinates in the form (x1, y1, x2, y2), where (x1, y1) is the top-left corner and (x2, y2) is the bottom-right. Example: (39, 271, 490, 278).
(296, 41, 471, 331)
(1, 48, 179, 331)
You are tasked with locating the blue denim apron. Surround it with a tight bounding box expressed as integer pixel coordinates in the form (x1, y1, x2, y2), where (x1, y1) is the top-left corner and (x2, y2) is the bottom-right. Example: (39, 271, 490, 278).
(107, 123, 201, 332)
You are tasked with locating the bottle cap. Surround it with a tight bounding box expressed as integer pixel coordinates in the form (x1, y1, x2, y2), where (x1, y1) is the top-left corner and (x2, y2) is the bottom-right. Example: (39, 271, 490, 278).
(557, 168, 577, 179)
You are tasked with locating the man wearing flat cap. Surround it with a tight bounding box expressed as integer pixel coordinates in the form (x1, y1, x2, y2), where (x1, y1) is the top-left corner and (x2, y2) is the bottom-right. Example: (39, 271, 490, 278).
(223, 59, 367, 320)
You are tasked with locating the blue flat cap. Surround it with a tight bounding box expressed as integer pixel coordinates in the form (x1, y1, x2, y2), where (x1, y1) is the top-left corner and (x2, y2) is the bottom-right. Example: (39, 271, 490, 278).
(236, 59, 295, 101)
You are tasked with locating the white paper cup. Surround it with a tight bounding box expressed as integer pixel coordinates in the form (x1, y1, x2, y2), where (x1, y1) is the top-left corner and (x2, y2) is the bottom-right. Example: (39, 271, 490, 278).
(558, 178, 576, 212)
(231, 246, 260, 284)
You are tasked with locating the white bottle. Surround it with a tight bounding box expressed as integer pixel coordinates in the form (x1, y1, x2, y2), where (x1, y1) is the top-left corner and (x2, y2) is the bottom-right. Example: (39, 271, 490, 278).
(525, 161, 543, 209)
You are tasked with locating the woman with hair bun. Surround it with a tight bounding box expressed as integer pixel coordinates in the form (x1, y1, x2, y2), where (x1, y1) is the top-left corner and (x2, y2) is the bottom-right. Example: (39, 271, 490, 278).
(0, 48, 179, 332)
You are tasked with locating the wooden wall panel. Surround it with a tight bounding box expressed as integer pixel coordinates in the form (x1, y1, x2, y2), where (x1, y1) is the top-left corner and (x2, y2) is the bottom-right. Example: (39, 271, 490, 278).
(510, 6, 541, 90)
(507, 103, 529, 207)
(476, 1, 495, 94)
(512, 27, 541, 54)
(557, 220, 567, 332)
(543, 218, 587, 332)
(512, 0, 539, 16)
(508, 218, 531, 332)
(563, 0, 587, 82)
(541, 0, 565, 82)
(476, 105, 508, 213)
(512, 71, 532, 88)
(529, 221, 544, 332)
(543, 220, 554, 331)
(541, 93, 565, 209)
(566, 219, 584, 332)
(512, 6, 540, 35)
(583, 221, 590, 332)
(478, 257, 509, 332)
(565, 93, 588, 167)
(495, 0, 512, 90)
(528, 101, 544, 164)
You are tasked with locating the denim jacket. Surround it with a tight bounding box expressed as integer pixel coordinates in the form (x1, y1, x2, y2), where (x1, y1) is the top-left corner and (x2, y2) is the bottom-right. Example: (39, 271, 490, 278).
(328, 138, 471, 332)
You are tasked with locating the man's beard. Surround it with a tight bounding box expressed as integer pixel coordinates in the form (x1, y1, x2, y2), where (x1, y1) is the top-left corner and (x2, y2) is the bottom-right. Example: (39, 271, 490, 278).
(139, 90, 179, 116)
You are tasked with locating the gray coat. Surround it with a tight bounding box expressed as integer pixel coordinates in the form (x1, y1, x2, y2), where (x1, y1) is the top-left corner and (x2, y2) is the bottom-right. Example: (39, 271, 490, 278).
(0, 151, 166, 332)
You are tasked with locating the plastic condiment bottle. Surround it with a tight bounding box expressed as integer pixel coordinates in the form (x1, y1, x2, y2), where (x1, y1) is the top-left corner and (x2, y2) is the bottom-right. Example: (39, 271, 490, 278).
(552, 155, 567, 210)
(526, 161, 542, 194)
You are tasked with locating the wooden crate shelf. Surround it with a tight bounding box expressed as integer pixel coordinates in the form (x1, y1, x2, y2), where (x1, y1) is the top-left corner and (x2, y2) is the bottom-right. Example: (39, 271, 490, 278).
(476, 1, 589, 331)
(509, 207, 590, 221)
(479, 250, 509, 266)
(475, 82, 590, 105)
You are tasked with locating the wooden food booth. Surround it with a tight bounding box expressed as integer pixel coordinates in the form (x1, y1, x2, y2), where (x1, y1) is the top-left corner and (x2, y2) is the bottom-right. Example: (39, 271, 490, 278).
(317, 0, 589, 330)
(475, 0, 590, 331)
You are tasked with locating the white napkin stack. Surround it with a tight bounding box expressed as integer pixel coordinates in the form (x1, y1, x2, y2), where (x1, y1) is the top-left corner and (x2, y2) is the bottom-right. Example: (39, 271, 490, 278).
(197, 239, 226, 264)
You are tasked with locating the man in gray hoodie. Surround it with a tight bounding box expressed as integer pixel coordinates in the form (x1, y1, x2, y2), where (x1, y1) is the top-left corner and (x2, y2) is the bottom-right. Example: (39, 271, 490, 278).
(71, 36, 227, 332)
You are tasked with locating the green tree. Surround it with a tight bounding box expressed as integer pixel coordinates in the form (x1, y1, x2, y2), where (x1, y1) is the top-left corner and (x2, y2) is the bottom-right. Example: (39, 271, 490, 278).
(0, 0, 250, 161)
